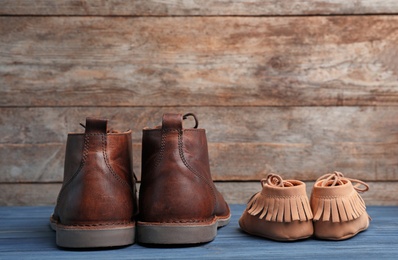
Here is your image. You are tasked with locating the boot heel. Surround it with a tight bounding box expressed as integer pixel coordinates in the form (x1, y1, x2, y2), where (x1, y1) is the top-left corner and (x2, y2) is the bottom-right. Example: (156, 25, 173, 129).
(51, 218, 135, 248)
(137, 220, 218, 244)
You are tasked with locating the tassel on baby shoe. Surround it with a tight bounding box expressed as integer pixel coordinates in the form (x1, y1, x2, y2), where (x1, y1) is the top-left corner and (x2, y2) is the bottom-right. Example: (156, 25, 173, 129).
(239, 174, 313, 241)
(311, 171, 370, 240)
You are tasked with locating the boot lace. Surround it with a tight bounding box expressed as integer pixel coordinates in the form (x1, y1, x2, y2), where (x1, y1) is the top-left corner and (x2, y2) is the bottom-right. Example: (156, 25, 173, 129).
(183, 113, 198, 128)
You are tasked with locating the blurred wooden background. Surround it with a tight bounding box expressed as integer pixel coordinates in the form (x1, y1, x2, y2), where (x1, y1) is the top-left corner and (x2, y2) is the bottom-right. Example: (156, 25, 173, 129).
(1, 0, 397, 206)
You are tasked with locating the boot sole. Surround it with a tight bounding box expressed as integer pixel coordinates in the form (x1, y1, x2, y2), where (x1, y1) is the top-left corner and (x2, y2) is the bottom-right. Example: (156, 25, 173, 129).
(137, 215, 231, 244)
(50, 217, 135, 248)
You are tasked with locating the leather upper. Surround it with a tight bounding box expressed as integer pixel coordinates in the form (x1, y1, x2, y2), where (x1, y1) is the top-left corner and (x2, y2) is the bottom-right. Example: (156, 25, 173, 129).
(139, 113, 230, 223)
(53, 118, 137, 226)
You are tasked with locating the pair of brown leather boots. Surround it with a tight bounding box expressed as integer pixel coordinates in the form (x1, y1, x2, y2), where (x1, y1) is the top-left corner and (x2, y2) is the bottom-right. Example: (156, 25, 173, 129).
(50, 113, 231, 248)
(239, 172, 370, 241)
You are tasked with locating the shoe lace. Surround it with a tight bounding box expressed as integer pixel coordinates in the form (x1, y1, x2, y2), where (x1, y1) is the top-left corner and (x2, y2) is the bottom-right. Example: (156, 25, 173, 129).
(182, 113, 198, 128)
(261, 173, 294, 187)
(317, 171, 369, 193)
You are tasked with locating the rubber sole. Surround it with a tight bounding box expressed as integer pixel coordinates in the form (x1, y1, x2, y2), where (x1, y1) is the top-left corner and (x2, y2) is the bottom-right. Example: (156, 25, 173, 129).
(50, 217, 135, 248)
(136, 215, 231, 244)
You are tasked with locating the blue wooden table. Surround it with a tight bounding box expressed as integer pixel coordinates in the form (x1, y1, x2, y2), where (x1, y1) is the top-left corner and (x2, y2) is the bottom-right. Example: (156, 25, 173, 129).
(1, 205, 397, 259)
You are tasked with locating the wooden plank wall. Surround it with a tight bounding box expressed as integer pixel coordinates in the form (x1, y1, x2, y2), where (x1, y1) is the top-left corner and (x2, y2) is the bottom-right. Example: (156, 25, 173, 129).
(1, 1, 397, 206)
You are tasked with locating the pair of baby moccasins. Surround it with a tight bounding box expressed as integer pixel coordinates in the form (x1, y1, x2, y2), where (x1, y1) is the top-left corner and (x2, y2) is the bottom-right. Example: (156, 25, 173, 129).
(239, 171, 370, 241)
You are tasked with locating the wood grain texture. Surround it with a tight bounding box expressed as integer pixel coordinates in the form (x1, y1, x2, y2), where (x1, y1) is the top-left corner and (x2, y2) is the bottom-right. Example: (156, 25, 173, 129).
(1, 141, 397, 182)
(2, 16, 398, 107)
(215, 182, 398, 205)
(1, 2, 397, 208)
(1, 106, 397, 182)
(1, 206, 398, 259)
(1, 107, 398, 144)
(1, 0, 398, 16)
(0, 182, 396, 206)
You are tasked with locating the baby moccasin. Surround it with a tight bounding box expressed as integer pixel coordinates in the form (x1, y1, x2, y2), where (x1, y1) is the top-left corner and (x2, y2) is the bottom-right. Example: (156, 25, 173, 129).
(311, 171, 370, 240)
(239, 174, 314, 241)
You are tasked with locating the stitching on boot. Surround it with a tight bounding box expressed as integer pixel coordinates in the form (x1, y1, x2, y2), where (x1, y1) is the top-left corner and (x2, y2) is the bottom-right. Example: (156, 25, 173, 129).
(55, 134, 90, 206)
(59, 220, 135, 228)
(177, 130, 217, 208)
(140, 217, 215, 224)
(152, 128, 174, 171)
(101, 134, 134, 198)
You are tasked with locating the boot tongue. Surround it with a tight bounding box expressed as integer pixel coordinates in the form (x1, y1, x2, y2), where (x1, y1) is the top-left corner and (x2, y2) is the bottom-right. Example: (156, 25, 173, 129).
(85, 117, 108, 134)
(162, 113, 183, 130)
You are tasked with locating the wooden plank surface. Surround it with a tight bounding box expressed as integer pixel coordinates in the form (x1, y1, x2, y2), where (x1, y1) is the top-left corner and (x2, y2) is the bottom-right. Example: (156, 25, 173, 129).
(1, 141, 397, 182)
(216, 182, 398, 206)
(1, 205, 398, 259)
(2, 2, 397, 208)
(2, 0, 398, 16)
(0, 182, 396, 206)
(2, 106, 397, 144)
(1, 106, 397, 182)
(2, 16, 398, 107)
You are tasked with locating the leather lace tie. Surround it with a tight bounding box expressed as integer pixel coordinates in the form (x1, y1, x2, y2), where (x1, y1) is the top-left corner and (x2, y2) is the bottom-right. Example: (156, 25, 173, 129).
(316, 171, 369, 193)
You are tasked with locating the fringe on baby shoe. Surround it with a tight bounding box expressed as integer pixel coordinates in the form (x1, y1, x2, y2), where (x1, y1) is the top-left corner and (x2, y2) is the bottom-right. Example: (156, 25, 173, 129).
(311, 171, 368, 223)
(246, 174, 313, 222)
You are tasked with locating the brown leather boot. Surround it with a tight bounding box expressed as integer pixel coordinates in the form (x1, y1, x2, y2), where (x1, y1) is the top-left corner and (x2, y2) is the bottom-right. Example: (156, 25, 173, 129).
(239, 174, 314, 241)
(311, 171, 370, 240)
(137, 113, 231, 244)
(50, 118, 137, 248)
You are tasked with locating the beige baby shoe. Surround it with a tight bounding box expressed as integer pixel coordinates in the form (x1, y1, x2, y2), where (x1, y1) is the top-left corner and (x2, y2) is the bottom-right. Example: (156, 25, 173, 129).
(311, 171, 370, 240)
(239, 174, 314, 241)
